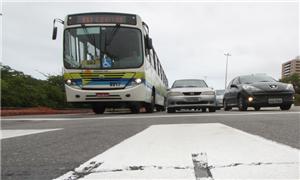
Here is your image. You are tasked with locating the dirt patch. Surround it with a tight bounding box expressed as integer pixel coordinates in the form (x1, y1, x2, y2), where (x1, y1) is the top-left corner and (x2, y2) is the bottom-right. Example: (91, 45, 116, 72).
(1, 107, 92, 116)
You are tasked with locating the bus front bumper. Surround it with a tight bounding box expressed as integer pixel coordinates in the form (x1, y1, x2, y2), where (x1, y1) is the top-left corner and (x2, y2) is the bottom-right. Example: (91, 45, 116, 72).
(65, 84, 150, 103)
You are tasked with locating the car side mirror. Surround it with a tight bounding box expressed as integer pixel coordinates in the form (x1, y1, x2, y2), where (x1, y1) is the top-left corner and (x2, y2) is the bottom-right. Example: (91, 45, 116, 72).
(52, 26, 57, 40)
(230, 84, 238, 88)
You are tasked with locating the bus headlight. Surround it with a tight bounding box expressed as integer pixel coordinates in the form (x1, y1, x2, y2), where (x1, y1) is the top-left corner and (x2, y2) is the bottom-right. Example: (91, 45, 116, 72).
(126, 78, 143, 89)
(135, 78, 142, 84)
(66, 79, 72, 85)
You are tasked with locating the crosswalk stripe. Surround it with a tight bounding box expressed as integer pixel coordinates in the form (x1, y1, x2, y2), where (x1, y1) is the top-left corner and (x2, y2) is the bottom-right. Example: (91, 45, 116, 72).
(1, 129, 63, 139)
(55, 123, 299, 179)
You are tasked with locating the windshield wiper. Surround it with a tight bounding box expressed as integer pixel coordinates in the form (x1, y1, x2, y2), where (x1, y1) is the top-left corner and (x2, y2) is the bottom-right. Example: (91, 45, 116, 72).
(101, 24, 121, 62)
(105, 24, 121, 49)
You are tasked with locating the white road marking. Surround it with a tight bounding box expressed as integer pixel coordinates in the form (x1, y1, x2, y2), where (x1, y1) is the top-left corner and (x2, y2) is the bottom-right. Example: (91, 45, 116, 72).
(1, 129, 63, 139)
(2, 111, 300, 121)
(55, 123, 299, 180)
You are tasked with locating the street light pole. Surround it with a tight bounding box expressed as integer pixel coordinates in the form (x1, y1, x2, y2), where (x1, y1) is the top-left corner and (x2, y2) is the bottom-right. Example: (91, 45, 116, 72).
(224, 53, 231, 89)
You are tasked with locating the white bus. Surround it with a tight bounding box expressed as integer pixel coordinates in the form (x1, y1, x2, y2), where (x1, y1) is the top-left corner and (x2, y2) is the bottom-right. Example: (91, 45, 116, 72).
(52, 12, 168, 114)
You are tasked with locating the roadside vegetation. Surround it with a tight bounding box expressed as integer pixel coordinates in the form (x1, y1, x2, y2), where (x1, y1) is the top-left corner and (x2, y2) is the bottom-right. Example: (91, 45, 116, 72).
(280, 73, 300, 106)
(1, 64, 89, 108)
(1, 64, 299, 108)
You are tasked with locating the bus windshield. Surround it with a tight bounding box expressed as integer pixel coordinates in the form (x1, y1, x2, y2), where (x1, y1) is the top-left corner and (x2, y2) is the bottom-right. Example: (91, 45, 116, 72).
(64, 26, 143, 69)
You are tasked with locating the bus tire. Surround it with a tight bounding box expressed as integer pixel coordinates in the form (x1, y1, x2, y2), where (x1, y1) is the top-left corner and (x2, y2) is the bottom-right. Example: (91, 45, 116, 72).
(130, 104, 140, 114)
(92, 103, 105, 114)
(145, 91, 155, 113)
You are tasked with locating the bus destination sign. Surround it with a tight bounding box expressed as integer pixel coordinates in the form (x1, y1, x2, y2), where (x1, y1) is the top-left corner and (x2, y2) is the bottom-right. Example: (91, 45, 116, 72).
(67, 14, 137, 25)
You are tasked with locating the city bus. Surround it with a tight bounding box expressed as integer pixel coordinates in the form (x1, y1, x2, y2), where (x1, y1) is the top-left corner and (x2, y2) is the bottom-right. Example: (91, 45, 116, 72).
(52, 12, 168, 114)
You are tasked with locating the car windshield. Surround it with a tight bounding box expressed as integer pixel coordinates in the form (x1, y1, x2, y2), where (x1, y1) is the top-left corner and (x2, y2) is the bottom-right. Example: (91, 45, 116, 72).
(172, 79, 208, 88)
(64, 26, 143, 69)
(239, 75, 277, 84)
(216, 90, 225, 95)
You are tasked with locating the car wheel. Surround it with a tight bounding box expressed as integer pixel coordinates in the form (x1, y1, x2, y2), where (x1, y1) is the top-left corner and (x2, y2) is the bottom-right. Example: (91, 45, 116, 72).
(238, 96, 248, 111)
(280, 104, 292, 111)
(201, 108, 206, 112)
(92, 103, 105, 114)
(167, 107, 175, 113)
(254, 107, 261, 111)
(209, 107, 216, 112)
(224, 100, 232, 111)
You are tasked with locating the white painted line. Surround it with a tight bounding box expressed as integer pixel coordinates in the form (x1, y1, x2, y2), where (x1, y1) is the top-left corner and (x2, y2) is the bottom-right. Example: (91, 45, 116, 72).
(1, 129, 63, 139)
(55, 123, 299, 180)
(2, 111, 300, 121)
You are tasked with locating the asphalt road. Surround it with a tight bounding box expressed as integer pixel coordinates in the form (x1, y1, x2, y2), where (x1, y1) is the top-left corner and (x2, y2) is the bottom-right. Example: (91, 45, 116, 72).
(1, 107, 300, 180)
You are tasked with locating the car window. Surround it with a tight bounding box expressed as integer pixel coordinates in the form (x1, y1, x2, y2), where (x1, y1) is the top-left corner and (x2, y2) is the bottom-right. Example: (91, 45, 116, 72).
(172, 79, 208, 88)
(227, 79, 234, 89)
(233, 78, 240, 85)
(240, 75, 277, 84)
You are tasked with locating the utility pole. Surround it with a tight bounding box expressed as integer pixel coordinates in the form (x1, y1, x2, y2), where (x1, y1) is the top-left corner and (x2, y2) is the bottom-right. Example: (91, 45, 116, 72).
(224, 53, 231, 89)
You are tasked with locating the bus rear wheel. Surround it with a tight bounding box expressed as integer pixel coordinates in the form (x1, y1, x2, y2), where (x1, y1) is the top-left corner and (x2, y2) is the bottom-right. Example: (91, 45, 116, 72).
(92, 103, 105, 114)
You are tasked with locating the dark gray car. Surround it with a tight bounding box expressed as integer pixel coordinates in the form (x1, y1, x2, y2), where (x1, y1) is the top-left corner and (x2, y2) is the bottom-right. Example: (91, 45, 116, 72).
(223, 74, 295, 111)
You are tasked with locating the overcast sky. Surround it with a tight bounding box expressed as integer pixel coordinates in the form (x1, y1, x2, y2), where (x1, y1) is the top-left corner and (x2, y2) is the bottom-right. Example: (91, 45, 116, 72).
(1, 1, 299, 89)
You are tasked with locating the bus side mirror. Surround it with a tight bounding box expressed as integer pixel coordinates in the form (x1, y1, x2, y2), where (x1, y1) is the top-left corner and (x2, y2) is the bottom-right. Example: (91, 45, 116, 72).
(52, 18, 64, 40)
(52, 26, 57, 40)
(146, 36, 153, 49)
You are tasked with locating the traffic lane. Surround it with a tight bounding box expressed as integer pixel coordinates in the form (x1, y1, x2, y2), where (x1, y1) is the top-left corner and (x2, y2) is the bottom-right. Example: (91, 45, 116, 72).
(1, 123, 148, 180)
(2, 111, 299, 180)
(2, 110, 300, 148)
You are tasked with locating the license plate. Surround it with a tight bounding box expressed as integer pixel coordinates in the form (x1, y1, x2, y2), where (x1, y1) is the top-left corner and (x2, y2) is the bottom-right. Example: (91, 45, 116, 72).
(268, 98, 283, 104)
(187, 98, 199, 102)
(96, 93, 109, 97)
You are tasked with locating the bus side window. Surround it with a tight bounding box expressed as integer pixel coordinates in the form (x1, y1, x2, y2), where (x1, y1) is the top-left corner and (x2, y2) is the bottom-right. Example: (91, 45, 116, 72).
(144, 36, 149, 56)
(149, 49, 153, 65)
(153, 53, 157, 71)
(157, 61, 160, 76)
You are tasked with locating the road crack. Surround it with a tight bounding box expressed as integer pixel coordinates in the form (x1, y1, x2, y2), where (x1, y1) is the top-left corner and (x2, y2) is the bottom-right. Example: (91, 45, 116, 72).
(209, 161, 299, 169)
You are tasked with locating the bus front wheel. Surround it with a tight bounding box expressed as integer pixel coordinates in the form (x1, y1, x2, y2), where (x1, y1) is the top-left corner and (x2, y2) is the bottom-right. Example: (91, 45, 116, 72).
(145, 92, 155, 113)
(92, 103, 105, 114)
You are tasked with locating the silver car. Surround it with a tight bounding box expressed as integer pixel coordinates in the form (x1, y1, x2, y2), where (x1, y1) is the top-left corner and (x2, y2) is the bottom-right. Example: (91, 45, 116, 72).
(167, 79, 216, 113)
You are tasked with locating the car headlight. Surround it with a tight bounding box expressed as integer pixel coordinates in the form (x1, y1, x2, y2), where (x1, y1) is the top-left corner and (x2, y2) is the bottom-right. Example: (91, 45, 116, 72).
(202, 91, 215, 95)
(286, 84, 294, 91)
(242, 85, 261, 91)
(168, 92, 182, 96)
